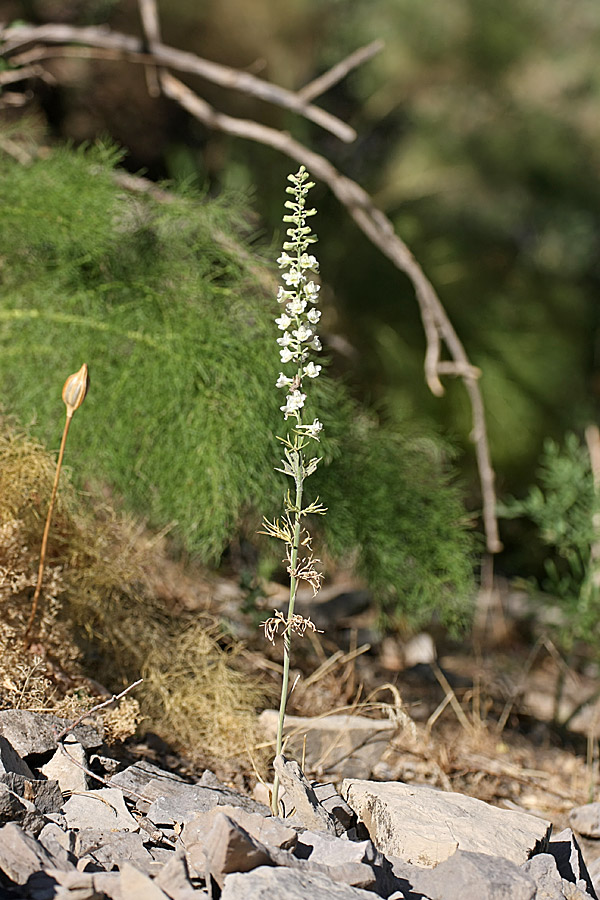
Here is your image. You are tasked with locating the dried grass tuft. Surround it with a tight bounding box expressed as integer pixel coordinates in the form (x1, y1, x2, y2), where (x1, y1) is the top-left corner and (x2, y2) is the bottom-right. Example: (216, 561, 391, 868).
(0, 416, 263, 764)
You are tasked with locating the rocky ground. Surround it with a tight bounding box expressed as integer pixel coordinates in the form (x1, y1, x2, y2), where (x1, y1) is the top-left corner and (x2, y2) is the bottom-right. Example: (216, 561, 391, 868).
(2, 702, 600, 899)
(4, 567, 600, 899)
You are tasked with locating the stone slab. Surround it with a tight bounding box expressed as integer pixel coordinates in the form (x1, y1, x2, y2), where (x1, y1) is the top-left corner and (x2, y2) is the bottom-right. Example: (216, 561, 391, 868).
(62, 788, 139, 833)
(0, 710, 103, 757)
(259, 710, 396, 779)
(220, 865, 378, 899)
(342, 779, 551, 867)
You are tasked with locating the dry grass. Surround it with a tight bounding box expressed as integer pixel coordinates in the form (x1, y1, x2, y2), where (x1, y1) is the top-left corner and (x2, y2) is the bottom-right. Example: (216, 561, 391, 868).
(0, 416, 264, 765)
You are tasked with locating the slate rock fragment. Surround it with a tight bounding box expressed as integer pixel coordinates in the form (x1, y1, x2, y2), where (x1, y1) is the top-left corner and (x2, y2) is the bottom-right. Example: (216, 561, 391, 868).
(0, 822, 60, 885)
(40, 735, 89, 793)
(273, 755, 338, 834)
(343, 778, 551, 866)
(0, 735, 35, 779)
(62, 787, 139, 832)
(547, 828, 598, 899)
(411, 849, 537, 900)
(522, 853, 590, 900)
(220, 865, 378, 899)
(0, 710, 103, 757)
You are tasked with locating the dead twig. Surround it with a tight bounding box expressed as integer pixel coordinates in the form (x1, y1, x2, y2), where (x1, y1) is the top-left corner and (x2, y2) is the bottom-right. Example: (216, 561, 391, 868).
(0, 23, 356, 143)
(297, 39, 384, 102)
(54, 678, 143, 742)
(430, 661, 474, 734)
(137, 0, 162, 98)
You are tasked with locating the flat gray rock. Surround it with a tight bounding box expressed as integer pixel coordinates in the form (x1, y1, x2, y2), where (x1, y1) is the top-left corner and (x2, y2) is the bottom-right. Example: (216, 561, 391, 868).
(570, 804, 600, 839)
(75, 827, 154, 872)
(119, 860, 171, 899)
(62, 787, 139, 832)
(40, 736, 89, 793)
(342, 779, 551, 867)
(109, 759, 187, 800)
(220, 865, 379, 899)
(0, 821, 58, 885)
(145, 780, 267, 826)
(0, 710, 103, 756)
(413, 849, 537, 900)
(260, 710, 396, 779)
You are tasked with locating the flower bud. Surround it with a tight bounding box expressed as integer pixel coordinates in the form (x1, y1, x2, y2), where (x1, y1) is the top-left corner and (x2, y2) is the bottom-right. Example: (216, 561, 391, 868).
(62, 363, 89, 417)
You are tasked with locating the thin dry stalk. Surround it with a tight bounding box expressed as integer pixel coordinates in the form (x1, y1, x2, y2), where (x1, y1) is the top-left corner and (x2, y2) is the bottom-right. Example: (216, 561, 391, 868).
(297, 39, 384, 102)
(23, 416, 72, 639)
(430, 661, 474, 735)
(24, 364, 88, 640)
(585, 423, 600, 588)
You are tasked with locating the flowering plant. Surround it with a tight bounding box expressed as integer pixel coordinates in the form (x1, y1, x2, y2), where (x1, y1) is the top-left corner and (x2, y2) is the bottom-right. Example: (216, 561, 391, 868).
(261, 167, 326, 814)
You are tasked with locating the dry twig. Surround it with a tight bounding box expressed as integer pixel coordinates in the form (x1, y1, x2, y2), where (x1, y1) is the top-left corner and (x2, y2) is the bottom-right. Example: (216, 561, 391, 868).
(1, 23, 355, 143)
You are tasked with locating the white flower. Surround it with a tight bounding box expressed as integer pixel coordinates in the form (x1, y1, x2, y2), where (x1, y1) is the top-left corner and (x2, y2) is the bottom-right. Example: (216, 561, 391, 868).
(277, 251, 294, 268)
(310, 336, 322, 352)
(300, 253, 319, 272)
(303, 361, 321, 378)
(304, 281, 320, 303)
(280, 347, 294, 363)
(287, 297, 307, 316)
(275, 313, 292, 330)
(277, 286, 295, 304)
(293, 325, 312, 342)
(277, 331, 293, 347)
(306, 308, 321, 324)
(281, 389, 306, 419)
(296, 418, 323, 440)
(276, 372, 294, 388)
(282, 269, 303, 287)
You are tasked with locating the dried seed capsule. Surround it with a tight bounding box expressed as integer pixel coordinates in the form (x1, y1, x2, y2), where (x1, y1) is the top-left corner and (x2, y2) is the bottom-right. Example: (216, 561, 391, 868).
(62, 363, 89, 417)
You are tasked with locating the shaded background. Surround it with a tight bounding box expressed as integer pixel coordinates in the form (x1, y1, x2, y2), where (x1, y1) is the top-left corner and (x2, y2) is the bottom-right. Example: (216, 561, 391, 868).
(2, 0, 600, 578)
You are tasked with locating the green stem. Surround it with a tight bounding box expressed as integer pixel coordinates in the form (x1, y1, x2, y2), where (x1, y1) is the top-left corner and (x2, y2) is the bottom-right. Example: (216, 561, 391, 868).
(271, 462, 304, 815)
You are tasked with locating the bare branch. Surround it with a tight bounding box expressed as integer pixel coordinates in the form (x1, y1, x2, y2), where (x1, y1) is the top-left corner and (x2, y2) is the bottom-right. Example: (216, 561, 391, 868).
(137, 0, 161, 98)
(54, 679, 143, 742)
(158, 70, 502, 552)
(0, 23, 356, 143)
(297, 39, 385, 102)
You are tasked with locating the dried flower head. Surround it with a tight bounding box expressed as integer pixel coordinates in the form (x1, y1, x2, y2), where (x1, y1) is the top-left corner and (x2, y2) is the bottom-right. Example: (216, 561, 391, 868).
(62, 364, 89, 417)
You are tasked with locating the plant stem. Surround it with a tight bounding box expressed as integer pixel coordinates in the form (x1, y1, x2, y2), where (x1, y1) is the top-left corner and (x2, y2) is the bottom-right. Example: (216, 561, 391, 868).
(271, 471, 304, 815)
(24, 412, 72, 641)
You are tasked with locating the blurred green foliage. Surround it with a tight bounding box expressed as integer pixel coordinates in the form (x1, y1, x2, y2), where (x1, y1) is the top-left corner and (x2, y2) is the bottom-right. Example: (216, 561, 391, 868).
(137, 0, 599, 492)
(499, 433, 600, 652)
(0, 145, 474, 628)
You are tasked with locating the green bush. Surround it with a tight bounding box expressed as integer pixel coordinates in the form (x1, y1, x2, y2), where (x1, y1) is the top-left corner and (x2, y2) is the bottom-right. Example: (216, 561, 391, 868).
(0, 144, 474, 627)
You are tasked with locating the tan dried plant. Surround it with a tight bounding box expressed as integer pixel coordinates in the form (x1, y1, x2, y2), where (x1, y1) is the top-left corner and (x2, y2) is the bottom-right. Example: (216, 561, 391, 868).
(0, 414, 264, 766)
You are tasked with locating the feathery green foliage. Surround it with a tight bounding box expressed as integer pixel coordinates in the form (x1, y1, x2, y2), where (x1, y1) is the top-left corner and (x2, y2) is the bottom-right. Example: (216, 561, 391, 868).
(0, 144, 474, 625)
(499, 434, 600, 651)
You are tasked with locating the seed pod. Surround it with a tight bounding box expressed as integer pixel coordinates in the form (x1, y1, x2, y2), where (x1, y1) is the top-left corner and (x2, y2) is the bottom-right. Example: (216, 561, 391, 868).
(62, 363, 89, 417)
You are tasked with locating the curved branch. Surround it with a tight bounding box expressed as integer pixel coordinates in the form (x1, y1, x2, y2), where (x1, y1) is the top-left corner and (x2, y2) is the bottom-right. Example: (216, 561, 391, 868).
(0, 23, 356, 143)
